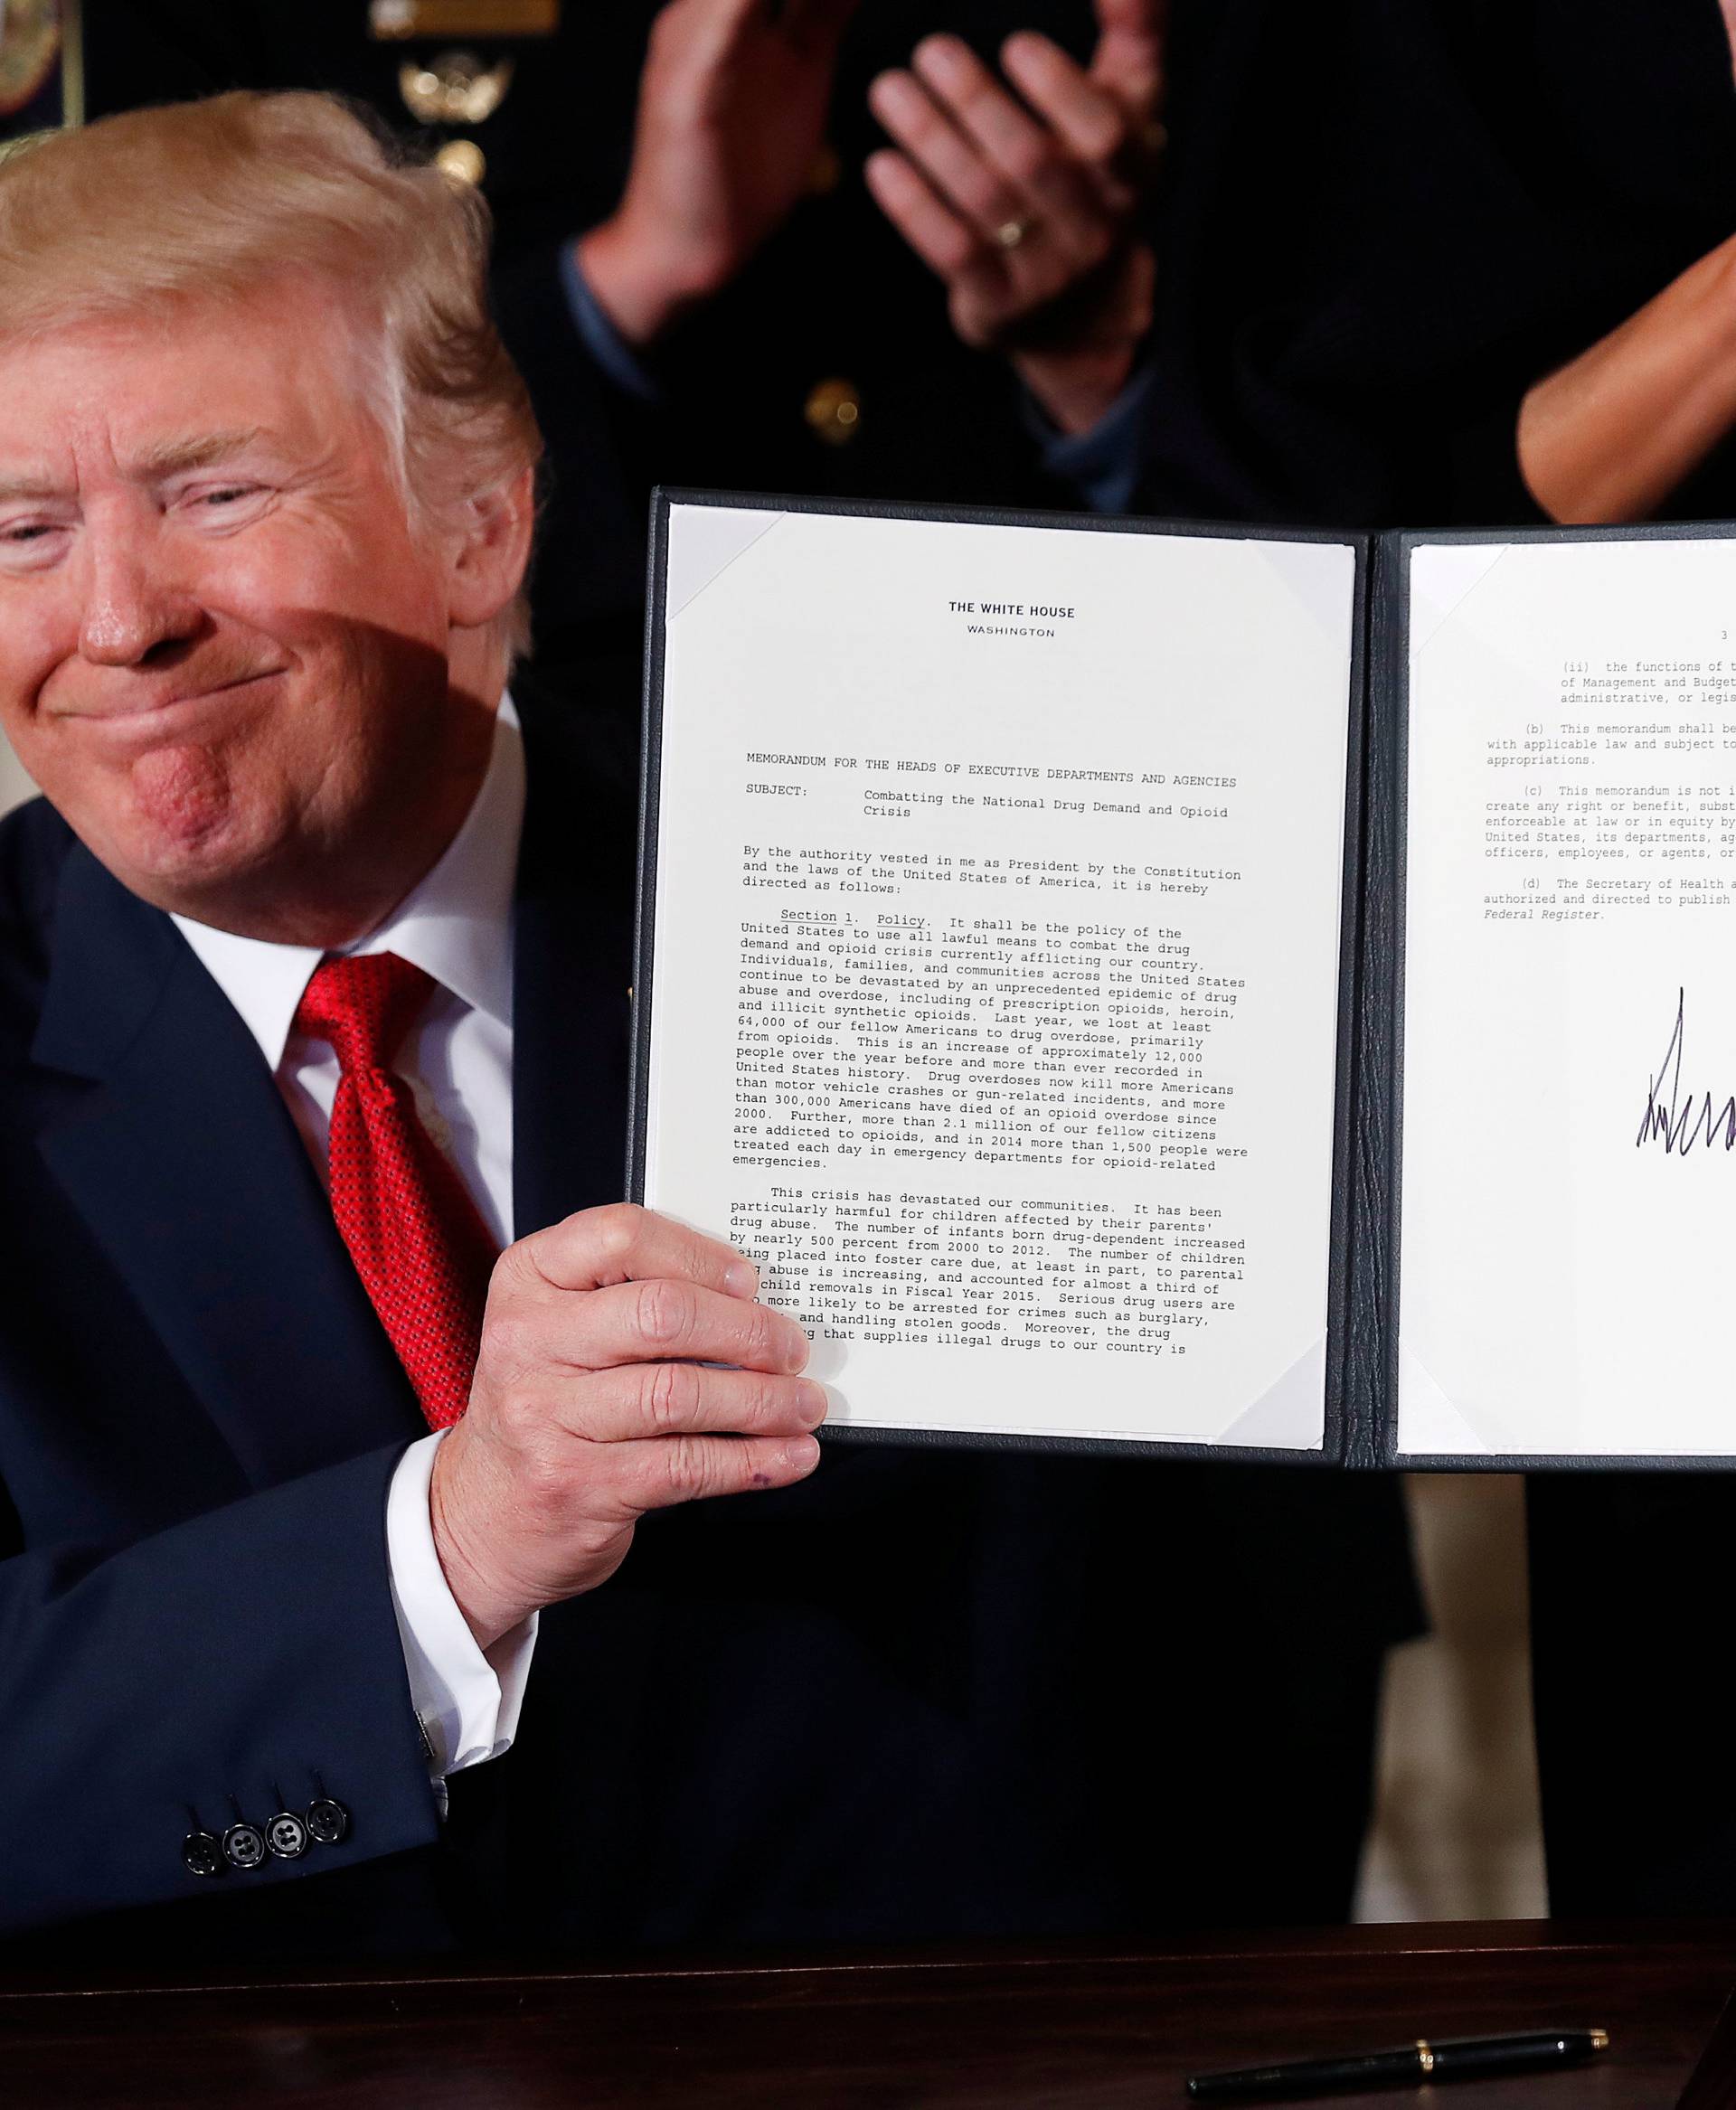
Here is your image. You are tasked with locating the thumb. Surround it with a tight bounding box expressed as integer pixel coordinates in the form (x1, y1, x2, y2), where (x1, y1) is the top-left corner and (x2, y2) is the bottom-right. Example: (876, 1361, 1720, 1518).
(1092, 0, 1166, 121)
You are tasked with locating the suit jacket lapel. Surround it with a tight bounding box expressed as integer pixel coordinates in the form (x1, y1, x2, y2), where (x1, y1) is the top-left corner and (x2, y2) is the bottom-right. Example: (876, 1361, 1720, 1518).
(510, 665, 638, 1234)
(31, 844, 422, 1489)
(498, 669, 666, 1814)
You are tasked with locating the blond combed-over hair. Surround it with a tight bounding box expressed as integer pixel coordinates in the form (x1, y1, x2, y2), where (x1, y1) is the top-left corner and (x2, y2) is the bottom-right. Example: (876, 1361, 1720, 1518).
(0, 91, 542, 653)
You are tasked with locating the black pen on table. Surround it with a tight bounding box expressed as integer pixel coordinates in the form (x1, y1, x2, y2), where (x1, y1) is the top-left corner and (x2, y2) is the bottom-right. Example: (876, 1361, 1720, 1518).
(1186, 2027, 1611, 2101)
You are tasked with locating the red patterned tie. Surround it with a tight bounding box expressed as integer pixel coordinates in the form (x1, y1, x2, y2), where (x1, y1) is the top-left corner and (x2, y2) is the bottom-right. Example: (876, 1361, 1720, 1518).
(293, 952, 499, 1429)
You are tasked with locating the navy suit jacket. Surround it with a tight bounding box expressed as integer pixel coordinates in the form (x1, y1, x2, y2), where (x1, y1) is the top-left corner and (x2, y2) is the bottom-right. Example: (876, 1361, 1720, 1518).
(0, 670, 1417, 1965)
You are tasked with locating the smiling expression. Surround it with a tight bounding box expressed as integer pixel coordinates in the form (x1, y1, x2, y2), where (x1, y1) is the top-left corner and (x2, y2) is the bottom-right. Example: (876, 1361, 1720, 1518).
(0, 278, 512, 944)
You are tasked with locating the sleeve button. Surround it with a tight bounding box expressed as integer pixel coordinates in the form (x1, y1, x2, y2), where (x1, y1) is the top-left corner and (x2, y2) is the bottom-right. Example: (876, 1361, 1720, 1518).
(182, 1830, 224, 1879)
(267, 1812, 309, 1859)
(222, 1821, 267, 1870)
(306, 1796, 351, 1846)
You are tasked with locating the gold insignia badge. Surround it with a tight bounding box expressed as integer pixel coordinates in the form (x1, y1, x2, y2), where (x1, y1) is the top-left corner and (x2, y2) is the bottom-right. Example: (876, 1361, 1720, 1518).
(0, 0, 62, 121)
(398, 49, 514, 127)
(434, 137, 486, 186)
(804, 378, 862, 447)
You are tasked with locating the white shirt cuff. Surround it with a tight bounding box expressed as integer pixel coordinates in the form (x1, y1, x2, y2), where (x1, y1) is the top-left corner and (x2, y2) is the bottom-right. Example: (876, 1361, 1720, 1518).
(386, 1431, 539, 1793)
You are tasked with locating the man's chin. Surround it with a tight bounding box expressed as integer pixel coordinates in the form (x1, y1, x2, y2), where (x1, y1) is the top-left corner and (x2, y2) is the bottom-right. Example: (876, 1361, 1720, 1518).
(101, 830, 278, 929)
(80, 757, 280, 926)
(89, 801, 357, 948)
(127, 740, 234, 847)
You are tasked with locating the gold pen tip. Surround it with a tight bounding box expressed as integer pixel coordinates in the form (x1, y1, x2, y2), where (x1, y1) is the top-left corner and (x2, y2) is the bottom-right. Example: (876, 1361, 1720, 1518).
(1590, 2030, 1611, 2052)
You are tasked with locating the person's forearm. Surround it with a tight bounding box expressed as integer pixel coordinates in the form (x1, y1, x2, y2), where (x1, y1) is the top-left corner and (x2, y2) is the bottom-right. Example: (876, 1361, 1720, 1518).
(573, 218, 712, 352)
(1014, 342, 1140, 438)
(1518, 231, 1736, 523)
(388, 1430, 538, 1785)
(1010, 243, 1157, 438)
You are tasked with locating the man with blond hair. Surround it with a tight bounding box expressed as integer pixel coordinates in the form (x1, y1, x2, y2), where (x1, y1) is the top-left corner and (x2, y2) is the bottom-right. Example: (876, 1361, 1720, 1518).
(0, 91, 1402, 1961)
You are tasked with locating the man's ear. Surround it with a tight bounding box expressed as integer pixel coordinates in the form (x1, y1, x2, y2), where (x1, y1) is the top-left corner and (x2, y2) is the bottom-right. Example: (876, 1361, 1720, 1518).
(447, 464, 537, 630)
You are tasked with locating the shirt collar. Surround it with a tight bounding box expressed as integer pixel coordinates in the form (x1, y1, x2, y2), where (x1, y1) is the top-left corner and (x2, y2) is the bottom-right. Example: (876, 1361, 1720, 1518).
(174, 691, 524, 1073)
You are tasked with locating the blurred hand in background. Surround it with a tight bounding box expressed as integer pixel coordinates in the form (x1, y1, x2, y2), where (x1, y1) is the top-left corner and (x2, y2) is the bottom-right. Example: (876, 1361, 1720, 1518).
(866, 0, 1165, 433)
(578, 0, 861, 348)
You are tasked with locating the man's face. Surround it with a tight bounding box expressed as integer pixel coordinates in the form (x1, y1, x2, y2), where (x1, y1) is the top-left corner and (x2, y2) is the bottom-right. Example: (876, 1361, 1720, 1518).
(0, 278, 495, 937)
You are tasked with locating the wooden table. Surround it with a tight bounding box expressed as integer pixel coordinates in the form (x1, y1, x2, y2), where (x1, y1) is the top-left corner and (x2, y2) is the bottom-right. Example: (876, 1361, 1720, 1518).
(4, 1919, 1733, 2107)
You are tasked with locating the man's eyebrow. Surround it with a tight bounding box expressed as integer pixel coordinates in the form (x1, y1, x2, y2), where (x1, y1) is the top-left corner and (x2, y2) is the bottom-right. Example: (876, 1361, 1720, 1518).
(0, 430, 278, 505)
(127, 428, 269, 479)
(0, 475, 63, 505)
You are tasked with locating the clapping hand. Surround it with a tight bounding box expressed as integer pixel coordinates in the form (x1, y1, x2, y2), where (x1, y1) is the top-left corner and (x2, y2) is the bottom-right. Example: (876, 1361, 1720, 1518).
(865, 0, 1166, 433)
(579, 0, 863, 347)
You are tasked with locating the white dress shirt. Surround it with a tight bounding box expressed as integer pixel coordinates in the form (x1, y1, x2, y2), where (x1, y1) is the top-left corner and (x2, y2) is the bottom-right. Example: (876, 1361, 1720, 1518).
(172, 693, 535, 1798)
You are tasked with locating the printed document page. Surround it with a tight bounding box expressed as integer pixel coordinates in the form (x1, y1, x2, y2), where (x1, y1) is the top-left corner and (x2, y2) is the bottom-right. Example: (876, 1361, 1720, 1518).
(1401, 534, 1736, 1455)
(642, 504, 1355, 1446)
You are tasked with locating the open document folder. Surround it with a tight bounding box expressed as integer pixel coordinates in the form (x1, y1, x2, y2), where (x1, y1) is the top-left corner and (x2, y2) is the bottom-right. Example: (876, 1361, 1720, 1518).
(632, 490, 1736, 1471)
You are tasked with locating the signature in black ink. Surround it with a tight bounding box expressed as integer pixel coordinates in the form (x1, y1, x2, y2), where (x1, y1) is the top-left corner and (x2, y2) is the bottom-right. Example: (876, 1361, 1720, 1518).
(1636, 988, 1736, 1153)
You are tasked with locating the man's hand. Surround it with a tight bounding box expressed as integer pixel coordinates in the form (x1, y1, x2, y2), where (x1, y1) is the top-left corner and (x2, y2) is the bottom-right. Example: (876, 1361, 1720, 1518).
(578, 0, 861, 349)
(429, 1204, 824, 1649)
(865, 0, 1166, 435)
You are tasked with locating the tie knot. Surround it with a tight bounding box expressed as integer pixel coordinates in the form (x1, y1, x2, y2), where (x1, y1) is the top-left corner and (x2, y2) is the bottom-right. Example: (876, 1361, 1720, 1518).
(294, 951, 438, 1077)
